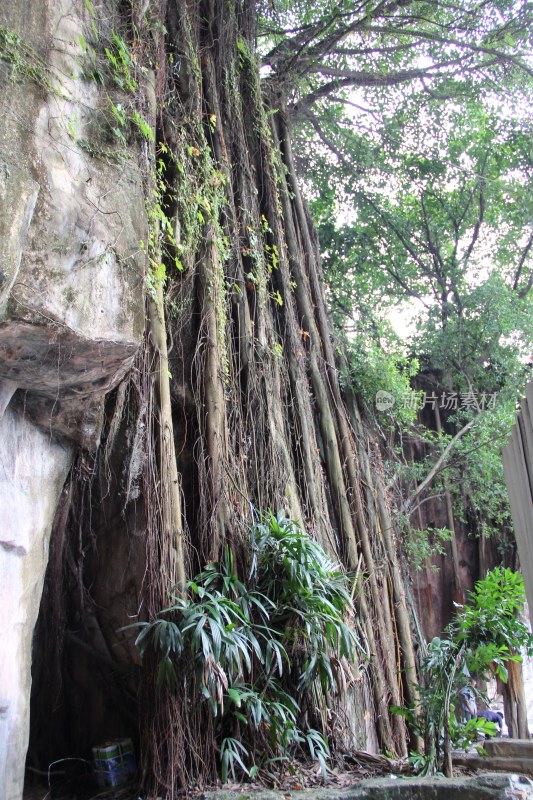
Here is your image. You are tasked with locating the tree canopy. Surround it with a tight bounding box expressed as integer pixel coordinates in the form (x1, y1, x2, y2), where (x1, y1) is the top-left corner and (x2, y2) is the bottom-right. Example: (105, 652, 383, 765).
(260, 0, 533, 563)
(260, 0, 533, 115)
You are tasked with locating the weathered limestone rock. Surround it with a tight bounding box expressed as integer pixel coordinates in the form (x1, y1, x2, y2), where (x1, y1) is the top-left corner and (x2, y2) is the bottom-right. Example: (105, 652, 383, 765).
(0, 164, 39, 320)
(2, 322, 137, 448)
(0, 0, 146, 449)
(0, 0, 147, 797)
(0, 408, 72, 800)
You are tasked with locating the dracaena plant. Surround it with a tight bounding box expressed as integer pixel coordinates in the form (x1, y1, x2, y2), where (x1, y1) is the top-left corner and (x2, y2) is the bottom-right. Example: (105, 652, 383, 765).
(127, 510, 362, 782)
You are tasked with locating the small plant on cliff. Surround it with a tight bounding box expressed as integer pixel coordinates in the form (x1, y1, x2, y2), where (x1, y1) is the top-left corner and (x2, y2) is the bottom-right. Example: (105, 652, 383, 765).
(77, 21, 154, 148)
(0, 24, 64, 95)
(129, 511, 361, 782)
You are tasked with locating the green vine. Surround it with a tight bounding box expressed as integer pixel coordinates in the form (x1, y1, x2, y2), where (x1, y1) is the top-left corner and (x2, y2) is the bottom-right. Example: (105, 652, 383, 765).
(143, 145, 184, 300)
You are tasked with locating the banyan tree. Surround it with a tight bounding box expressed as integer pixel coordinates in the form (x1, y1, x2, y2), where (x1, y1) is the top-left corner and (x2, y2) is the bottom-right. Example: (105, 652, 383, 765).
(5, 0, 530, 797)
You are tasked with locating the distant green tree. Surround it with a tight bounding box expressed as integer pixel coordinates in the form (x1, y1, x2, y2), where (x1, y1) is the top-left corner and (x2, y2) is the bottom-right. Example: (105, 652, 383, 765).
(300, 71, 532, 576)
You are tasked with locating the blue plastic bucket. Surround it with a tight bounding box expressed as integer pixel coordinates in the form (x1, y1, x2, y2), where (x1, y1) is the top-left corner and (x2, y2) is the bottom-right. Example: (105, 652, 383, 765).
(92, 738, 137, 788)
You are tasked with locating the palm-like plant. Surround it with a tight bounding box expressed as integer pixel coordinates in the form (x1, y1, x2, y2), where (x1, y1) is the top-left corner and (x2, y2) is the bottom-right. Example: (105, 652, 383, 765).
(252, 512, 361, 693)
(129, 510, 362, 781)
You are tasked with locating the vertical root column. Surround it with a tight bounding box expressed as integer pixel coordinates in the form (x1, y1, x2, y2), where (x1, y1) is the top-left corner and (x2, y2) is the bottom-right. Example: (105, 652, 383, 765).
(196, 222, 229, 560)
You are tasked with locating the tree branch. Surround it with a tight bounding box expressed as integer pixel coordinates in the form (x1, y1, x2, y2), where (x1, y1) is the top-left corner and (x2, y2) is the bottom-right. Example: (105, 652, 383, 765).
(290, 62, 468, 117)
(302, 110, 351, 164)
(308, 60, 458, 80)
(512, 230, 533, 295)
(362, 25, 533, 80)
(363, 196, 438, 299)
(518, 267, 533, 299)
(405, 417, 477, 513)
(461, 155, 488, 267)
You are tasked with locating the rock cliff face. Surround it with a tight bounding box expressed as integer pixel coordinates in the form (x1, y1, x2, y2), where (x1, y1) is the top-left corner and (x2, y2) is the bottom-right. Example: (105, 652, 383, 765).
(0, 1, 145, 796)
(0, 411, 71, 800)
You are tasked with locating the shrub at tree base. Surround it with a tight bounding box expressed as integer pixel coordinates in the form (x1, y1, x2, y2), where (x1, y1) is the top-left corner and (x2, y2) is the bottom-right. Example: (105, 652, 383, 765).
(128, 511, 362, 782)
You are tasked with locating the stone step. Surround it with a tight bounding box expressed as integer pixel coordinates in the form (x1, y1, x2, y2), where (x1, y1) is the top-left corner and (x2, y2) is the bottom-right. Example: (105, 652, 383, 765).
(484, 738, 533, 759)
(453, 739, 533, 777)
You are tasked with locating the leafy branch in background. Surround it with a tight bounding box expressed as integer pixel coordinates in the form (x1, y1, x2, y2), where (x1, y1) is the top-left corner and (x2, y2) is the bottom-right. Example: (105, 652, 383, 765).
(259, 0, 533, 120)
(128, 511, 361, 782)
(402, 525, 452, 573)
(302, 67, 532, 556)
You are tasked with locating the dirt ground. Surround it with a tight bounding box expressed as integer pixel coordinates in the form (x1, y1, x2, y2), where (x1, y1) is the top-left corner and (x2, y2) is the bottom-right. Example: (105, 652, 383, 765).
(22, 751, 412, 800)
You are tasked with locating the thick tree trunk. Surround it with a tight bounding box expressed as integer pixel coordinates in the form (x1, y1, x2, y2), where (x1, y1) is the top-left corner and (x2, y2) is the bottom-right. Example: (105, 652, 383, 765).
(499, 660, 530, 739)
(24, 0, 421, 794)
(140, 0, 417, 779)
(148, 286, 186, 590)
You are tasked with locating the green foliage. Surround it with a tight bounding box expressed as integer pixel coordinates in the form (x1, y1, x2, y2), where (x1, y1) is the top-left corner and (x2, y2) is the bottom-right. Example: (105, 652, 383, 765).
(0, 16, 154, 157)
(104, 31, 137, 93)
(395, 568, 533, 775)
(259, 0, 533, 90)
(403, 526, 452, 572)
(250, 512, 362, 691)
(221, 738, 250, 783)
(129, 511, 360, 782)
(457, 567, 533, 678)
(311, 99, 531, 544)
(0, 24, 61, 95)
(142, 144, 187, 297)
(131, 110, 155, 142)
(337, 332, 421, 429)
(76, 22, 155, 151)
(392, 635, 491, 776)
(80, 25, 137, 93)
(282, 0, 532, 552)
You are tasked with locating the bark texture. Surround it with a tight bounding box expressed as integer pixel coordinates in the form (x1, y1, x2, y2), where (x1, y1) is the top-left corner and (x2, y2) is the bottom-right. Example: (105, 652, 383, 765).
(19, 0, 423, 796)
